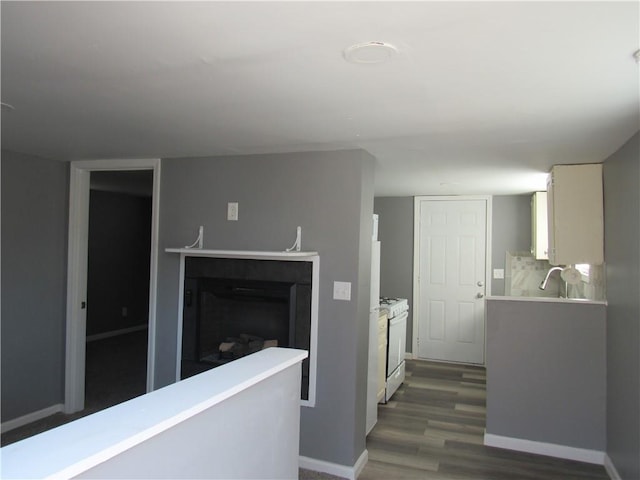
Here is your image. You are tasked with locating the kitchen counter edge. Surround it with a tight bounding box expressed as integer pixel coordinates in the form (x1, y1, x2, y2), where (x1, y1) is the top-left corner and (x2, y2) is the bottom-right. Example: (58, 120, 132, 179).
(486, 296, 607, 306)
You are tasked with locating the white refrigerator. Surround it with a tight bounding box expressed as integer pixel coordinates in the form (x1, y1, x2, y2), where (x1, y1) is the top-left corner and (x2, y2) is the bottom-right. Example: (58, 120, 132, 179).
(366, 237, 381, 435)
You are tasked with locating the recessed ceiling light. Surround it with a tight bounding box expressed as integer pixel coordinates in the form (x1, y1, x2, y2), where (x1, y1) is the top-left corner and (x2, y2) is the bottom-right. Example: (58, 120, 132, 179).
(343, 41, 398, 64)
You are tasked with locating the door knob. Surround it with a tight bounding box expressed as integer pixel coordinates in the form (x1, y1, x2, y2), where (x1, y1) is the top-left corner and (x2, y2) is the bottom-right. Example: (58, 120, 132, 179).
(476, 293, 484, 299)
(477, 281, 484, 287)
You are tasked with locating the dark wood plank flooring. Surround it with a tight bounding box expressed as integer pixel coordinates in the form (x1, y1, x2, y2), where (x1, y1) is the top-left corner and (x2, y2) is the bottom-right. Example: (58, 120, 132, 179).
(359, 360, 609, 480)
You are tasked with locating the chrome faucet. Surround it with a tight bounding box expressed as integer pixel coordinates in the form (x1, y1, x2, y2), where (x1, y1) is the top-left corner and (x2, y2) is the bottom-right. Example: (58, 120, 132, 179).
(539, 266, 564, 290)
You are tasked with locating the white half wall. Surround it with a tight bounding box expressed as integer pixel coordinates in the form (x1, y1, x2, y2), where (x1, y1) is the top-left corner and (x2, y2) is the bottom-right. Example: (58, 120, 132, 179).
(1, 348, 307, 479)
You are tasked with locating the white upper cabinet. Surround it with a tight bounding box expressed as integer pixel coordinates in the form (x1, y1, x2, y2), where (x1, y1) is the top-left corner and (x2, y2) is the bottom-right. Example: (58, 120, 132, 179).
(547, 164, 604, 266)
(531, 191, 548, 260)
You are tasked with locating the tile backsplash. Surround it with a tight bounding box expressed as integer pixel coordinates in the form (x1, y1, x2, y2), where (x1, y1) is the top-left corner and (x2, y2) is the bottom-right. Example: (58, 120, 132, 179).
(504, 251, 606, 301)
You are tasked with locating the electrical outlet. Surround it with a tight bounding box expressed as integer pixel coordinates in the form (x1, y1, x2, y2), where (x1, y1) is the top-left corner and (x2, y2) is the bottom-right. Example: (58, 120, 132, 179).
(333, 281, 351, 301)
(227, 202, 238, 221)
(493, 269, 505, 279)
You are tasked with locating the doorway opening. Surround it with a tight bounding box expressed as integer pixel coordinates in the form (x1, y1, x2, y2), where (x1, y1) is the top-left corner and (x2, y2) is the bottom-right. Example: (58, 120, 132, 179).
(84, 170, 153, 412)
(65, 159, 160, 414)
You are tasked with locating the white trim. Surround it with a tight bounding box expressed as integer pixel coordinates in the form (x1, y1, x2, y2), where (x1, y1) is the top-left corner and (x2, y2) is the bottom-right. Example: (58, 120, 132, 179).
(65, 167, 90, 413)
(170, 251, 319, 408)
(147, 161, 161, 393)
(353, 449, 369, 480)
(86, 324, 148, 343)
(412, 195, 492, 364)
(174, 253, 187, 384)
(65, 159, 160, 414)
(165, 248, 318, 259)
(483, 433, 605, 465)
(604, 454, 622, 480)
(307, 256, 320, 407)
(1, 404, 64, 432)
(299, 449, 368, 480)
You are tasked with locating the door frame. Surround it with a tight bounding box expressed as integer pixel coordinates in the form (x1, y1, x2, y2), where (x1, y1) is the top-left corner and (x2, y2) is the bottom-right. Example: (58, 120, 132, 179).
(411, 195, 493, 362)
(64, 158, 161, 413)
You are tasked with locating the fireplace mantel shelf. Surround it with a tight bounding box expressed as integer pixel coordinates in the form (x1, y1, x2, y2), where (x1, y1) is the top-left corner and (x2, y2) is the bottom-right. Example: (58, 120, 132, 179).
(165, 248, 318, 260)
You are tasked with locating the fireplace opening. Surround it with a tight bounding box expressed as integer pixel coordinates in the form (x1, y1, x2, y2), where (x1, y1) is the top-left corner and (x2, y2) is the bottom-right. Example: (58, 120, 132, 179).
(196, 278, 295, 364)
(180, 257, 312, 400)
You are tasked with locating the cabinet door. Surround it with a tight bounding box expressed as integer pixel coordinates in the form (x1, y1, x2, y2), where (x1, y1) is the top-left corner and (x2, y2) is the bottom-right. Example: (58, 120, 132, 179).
(531, 192, 548, 260)
(547, 164, 603, 265)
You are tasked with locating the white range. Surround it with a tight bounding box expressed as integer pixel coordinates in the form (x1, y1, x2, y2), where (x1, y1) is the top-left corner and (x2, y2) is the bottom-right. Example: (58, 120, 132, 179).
(379, 297, 408, 402)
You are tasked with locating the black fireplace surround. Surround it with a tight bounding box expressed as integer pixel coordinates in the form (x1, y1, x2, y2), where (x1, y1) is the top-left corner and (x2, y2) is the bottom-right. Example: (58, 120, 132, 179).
(181, 257, 312, 400)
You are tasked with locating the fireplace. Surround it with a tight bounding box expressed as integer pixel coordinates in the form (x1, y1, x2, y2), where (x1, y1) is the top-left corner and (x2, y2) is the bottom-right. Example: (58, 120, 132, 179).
(180, 256, 313, 400)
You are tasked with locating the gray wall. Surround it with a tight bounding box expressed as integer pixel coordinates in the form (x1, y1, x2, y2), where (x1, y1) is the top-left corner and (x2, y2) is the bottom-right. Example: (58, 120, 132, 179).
(491, 195, 532, 295)
(485, 299, 606, 451)
(373, 195, 531, 353)
(603, 132, 640, 479)
(1, 151, 68, 421)
(155, 150, 375, 467)
(373, 197, 414, 349)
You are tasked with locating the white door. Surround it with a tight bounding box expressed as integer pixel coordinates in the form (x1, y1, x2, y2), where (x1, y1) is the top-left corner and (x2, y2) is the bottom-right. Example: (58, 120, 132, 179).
(415, 197, 488, 364)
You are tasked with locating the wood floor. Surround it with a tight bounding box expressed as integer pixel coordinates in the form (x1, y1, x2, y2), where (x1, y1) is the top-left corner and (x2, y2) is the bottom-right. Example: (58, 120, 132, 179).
(359, 360, 609, 480)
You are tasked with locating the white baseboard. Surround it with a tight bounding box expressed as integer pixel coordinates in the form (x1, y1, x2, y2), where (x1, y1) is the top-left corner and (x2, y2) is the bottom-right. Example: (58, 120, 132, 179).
(1, 403, 64, 433)
(604, 454, 622, 480)
(484, 433, 605, 465)
(86, 324, 148, 342)
(405, 351, 415, 360)
(299, 449, 368, 480)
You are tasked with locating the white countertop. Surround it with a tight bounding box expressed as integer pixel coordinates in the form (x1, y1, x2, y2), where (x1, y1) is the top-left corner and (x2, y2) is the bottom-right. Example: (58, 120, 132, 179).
(487, 296, 607, 306)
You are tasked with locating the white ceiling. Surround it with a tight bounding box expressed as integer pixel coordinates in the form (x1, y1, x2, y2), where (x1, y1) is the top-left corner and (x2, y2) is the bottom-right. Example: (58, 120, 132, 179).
(2, 1, 638, 196)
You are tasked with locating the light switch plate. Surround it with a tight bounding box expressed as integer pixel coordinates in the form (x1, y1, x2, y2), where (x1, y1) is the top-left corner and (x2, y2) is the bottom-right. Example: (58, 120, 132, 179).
(333, 281, 351, 301)
(493, 269, 505, 279)
(227, 202, 238, 221)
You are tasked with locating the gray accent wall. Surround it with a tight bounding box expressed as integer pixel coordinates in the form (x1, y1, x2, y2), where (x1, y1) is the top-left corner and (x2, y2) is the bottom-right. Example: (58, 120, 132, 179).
(485, 299, 606, 451)
(155, 150, 375, 467)
(373, 197, 414, 350)
(491, 195, 532, 295)
(603, 131, 640, 479)
(1, 151, 68, 421)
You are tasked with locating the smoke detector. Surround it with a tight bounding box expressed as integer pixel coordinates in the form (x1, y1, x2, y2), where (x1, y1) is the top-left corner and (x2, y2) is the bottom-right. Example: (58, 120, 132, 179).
(343, 41, 398, 64)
